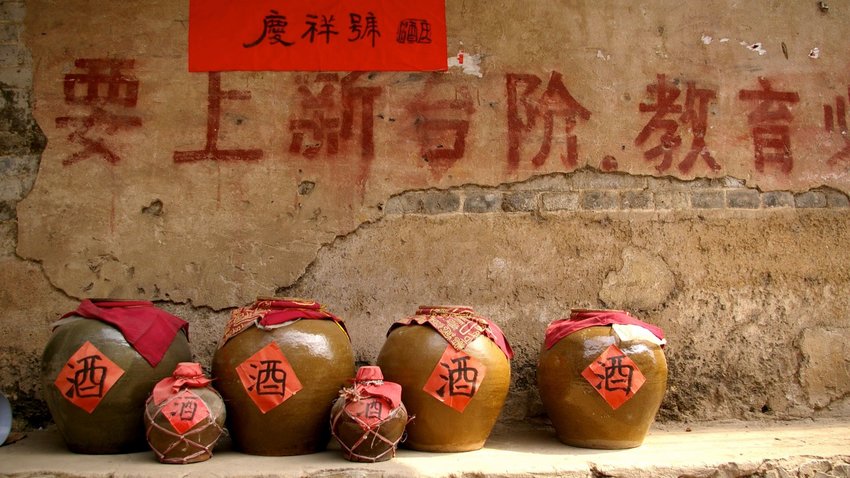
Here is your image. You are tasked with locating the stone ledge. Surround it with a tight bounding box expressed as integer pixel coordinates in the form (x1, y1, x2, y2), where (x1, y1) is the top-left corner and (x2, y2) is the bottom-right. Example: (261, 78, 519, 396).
(1, 419, 848, 477)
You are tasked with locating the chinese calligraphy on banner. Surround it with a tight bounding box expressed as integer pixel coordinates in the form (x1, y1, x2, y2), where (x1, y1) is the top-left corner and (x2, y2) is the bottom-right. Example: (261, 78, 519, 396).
(189, 0, 447, 72)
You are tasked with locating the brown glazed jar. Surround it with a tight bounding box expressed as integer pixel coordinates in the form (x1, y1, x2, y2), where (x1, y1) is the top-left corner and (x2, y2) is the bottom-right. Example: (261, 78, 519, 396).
(144, 362, 226, 464)
(376, 306, 513, 452)
(212, 298, 354, 455)
(538, 309, 668, 449)
(40, 299, 191, 454)
(330, 366, 408, 463)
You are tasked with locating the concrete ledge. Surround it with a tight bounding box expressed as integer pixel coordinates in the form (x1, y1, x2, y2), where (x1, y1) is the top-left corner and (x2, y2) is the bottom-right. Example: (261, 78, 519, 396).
(1, 419, 848, 477)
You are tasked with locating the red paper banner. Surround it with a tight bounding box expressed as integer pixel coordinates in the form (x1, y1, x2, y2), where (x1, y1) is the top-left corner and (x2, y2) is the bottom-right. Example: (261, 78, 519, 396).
(189, 0, 447, 72)
(54, 341, 125, 413)
(422, 344, 486, 413)
(581, 344, 646, 410)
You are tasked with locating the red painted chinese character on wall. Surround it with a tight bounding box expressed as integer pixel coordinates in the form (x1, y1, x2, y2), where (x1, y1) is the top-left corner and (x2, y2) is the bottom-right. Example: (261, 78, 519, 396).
(406, 80, 475, 178)
(823, 88, 850, 167)
(738, 77, 800, 174)
(288, 73, 381, 189)
(506, 71, 591, 171)
(635, 74, 721, 173)
(173, 72, 263, 163)
(55, 59, 142, 166)
(289, 74, 342, 159)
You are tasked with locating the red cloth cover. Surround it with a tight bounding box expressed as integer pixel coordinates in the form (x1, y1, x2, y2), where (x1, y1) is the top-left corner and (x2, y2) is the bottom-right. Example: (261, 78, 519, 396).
(61, 300, 189, 367)
(543, 309, 666, 350)
(389, 306, 514, 360)
(352, 366, 401, 409)
(152, 362, 213, 406)
(220, 298, 349, 346)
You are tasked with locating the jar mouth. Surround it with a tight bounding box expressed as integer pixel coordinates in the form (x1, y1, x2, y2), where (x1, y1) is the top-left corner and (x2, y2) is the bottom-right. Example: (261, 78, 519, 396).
(570, 308, 630, 314)
(88, 299, 154, 307)
(416, 305, 475, 314)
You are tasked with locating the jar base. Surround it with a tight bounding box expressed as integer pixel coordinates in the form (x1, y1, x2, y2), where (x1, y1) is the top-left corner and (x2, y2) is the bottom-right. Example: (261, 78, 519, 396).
(556, 435, 644, 450)
(403, 440, 486, 453)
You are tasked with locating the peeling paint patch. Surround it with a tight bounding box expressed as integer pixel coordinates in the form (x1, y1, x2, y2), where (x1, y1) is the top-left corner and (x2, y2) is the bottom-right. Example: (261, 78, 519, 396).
(701, 34, 713, 45)
(596, 49, 611, 61)
(741, 41, 767, 55)
(809, 47, 820, 59)
(447, 49, 483, 77)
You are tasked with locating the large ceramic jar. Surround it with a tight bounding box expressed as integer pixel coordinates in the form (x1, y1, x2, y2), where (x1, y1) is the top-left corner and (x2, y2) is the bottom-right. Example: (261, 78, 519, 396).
(212, 298, 354, 455)
(376, 306, 513, 452)
(330, 366, 408, 463)
(144, 362, 226, 464)
(40, 299, 191, 454)
(537, 309, 668, 449)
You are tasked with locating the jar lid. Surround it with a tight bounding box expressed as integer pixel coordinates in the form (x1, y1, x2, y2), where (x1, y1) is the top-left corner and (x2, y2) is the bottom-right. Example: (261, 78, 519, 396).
(543, 309, 666, 350)
(59, 299, 188, 367)
(219, 298, 348, 347)
(388, 305, 513, 359)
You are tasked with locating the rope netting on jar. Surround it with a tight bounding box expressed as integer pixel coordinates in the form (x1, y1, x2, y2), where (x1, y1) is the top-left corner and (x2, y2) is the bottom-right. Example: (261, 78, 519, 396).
(144, 393, 225, 464)
(330, 386, 410, 463)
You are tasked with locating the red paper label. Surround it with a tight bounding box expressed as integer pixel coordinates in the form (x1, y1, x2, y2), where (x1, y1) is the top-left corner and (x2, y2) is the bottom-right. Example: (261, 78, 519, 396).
(422, 345, 486, 413)
(343, 396, 392, 428)
(235, 342, 303, 413)
(54, 341, 125, 413)
(189, 0, 447, 72)
(581, 344, 646, 410)
(160, 390, 211, 434)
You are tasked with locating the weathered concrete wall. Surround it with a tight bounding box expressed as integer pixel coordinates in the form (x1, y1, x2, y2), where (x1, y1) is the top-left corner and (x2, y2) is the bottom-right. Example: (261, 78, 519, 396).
(1, 0, 850, 430)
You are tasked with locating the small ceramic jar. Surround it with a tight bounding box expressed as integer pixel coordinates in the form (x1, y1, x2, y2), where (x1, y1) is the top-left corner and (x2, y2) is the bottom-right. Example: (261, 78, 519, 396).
(538, 309, 668, 449)
(376, 306, 513, 452)
(330, 366, 408, 462)
(144, 362, 226, 464)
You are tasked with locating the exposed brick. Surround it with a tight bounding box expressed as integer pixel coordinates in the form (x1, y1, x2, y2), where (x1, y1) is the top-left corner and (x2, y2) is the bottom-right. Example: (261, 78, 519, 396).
(647, 176, 712, 191)
(508, 174, 572, 191)
(714, 177, 746, 188)
(0, 2, 26, 24)
(501, 191, 537, 212)
(463, 192, 502, 213)
(620, 190, 653, 209)
(794, 191, 827, 208)
(0, 199, 12, 220)
(567, 170, 647, 189)
(761, 191, 794, 208)
(383, 190, 460, 215)
(824, 189, 850, 208)
(541, 191, 579, 211)
(0, 45, 28, 68)
(0, 23, 20, 44)
(653, 191, 689, 210)
(726, 189, 760, 209)
(581, 190, 619, 210)
(691, 190, 724, 209)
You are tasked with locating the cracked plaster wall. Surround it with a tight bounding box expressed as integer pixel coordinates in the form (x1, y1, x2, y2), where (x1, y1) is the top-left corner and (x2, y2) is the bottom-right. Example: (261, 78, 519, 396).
(1, 0, 850, 431)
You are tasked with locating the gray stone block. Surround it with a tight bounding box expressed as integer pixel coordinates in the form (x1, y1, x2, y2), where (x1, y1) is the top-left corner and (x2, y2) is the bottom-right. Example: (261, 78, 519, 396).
(464, 192, 502, 213)
(581, 190, 619, 210)
(726, 189, 760, 209)
(501, 191, 537, 212)
(542, 191, 579, 211)
(761, 191, 794, 208)
(620, 190, 654, 209)
(795, 191, 827, 208)
(691, 190, 724, 209)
